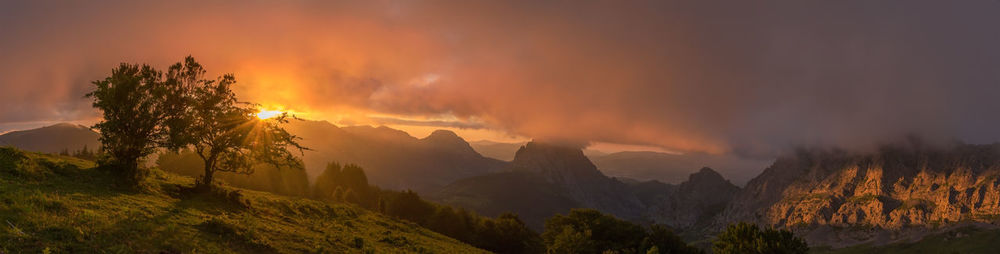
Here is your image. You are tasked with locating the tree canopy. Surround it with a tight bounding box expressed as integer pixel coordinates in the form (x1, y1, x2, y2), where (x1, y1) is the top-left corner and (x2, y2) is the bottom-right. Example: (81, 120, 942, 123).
(88, 56, 305, 190)
(87, 63, 178, 187)
(542, 209, 702, 254)
(160, 56, 305, 189)
(712, 222, 808, 254)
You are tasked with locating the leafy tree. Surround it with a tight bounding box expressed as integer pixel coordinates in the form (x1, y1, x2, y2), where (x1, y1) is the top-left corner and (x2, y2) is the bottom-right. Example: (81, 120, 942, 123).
(640, 225, 702, 254)
(483, 213, 544, 254)
(161, 56, 305, 190)
(542, 209, 700, 254)
(543, 209, 646, 254)
(87, 63, 175, 187)
(384, 190, 436, 224)
(313, 162, 376, 207)
(712, 222, 808, 254)
(546, 225, 593, 254)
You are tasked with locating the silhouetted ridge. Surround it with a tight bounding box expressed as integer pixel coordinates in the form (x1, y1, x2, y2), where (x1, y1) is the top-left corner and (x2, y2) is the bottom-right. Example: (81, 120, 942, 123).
(688, 167, 728, 184)
(511, 141, 604, 179)
(421, 130, 478, 155)
(0, 123, 100, 154)
(284, 120, 506, 192)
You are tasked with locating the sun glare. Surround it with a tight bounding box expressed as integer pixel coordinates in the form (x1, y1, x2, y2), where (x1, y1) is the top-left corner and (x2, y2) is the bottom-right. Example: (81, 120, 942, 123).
(256, 109, 284, 120)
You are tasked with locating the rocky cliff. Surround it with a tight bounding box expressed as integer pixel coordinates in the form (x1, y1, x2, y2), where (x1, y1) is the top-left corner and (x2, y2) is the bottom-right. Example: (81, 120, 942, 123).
(718, 141, 1000, 245)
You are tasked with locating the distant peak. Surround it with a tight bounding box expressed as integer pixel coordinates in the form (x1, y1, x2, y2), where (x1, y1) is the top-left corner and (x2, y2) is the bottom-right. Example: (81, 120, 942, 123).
(512, 141, 601, 176)
(427, 129, 460, 139)
(688, 167, 726, 182)
(421, 129, 478, 155)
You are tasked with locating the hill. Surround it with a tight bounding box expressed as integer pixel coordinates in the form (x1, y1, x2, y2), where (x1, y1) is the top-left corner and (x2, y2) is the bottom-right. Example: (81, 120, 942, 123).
(0, 146, 485, 253)
(0, 123, 100, 154)
(285, 120, 507, 193)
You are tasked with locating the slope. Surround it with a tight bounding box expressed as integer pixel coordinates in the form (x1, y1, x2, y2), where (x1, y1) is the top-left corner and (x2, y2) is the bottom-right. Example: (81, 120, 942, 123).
(0, 123, 100, 154)
(0, 146, 485, 253)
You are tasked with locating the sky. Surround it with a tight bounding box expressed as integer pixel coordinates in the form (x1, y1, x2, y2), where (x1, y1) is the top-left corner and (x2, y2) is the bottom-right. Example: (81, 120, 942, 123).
(2, 0, 1000, 158)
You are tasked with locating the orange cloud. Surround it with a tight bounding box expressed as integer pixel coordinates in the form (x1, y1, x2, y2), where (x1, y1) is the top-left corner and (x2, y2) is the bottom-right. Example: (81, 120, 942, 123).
(2, 1, 1000, 157)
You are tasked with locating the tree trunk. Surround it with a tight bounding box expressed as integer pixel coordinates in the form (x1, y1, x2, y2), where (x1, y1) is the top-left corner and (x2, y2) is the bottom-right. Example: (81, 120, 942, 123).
(199, 159, 215, 190)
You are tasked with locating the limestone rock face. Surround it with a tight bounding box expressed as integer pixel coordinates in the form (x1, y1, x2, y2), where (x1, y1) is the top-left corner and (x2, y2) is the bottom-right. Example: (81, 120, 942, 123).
(719, 142, 1000, 231)
(511, 142, 645, 220)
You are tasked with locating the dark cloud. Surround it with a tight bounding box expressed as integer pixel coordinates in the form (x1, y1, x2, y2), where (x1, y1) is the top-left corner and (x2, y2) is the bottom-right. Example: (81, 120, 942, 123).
(2, 0, 999, 157)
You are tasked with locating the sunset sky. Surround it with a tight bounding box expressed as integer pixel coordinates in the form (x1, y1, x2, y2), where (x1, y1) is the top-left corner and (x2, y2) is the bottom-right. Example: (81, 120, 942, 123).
(2, 1, 1000, 157)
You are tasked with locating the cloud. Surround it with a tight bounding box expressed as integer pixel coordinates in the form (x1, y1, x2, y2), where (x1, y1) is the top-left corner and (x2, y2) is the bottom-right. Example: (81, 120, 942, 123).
(2, 1, 1000, 157)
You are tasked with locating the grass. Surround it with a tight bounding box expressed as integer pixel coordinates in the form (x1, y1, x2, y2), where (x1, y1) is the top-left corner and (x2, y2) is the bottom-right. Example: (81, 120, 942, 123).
(811, 226, 1000, 254)
(0, 147, 486, 253)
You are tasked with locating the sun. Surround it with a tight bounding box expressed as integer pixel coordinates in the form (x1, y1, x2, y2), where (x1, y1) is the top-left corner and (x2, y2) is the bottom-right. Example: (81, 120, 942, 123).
(256, 109, 284, 120)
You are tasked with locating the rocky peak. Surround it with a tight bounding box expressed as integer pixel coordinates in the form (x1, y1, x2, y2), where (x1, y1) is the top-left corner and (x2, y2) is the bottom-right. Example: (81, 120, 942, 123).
(639, 167, 740, 230)
(686, 167, 728, 185)
(679, 167, 739, 196)
(510, 141, 644, 219)
(511, 141, 603, 179)
(421, 130, 477, 155)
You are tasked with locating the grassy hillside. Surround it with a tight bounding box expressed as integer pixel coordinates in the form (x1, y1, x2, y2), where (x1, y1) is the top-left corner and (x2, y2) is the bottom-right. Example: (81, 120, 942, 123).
(0, 147, 485, 253)
(811, 226, 1000, 254)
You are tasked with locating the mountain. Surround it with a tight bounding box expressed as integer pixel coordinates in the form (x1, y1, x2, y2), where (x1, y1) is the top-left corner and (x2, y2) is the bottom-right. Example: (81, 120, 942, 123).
(435, 141, 649, 229)
(632, 167, 740, 234)
(718, 141, 1000, 247)
(284, 120, 506, 193)
(590, 151, 771, 186)
(0, 123, 100, 154)
(0, 146, 484, 253)
(509, 142, 646, 219)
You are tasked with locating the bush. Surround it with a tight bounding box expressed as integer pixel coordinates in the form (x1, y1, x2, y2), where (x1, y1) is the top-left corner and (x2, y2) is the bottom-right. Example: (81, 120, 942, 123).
(712, 222, 808, 254)
(542, 209, 701, 254)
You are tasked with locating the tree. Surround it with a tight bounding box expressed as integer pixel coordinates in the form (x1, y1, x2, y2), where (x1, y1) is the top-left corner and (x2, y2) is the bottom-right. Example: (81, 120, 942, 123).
(712, 222, 808, 254)
(87, 63, 175, 187)
(543, 209, 647, 254)
(641, 225, 702, 254)
(313, 162, 376, 207)
(486, 213, 544, 254)
(384, 190, 436, 224)
(542, 209, 700, 254)
(161, 56, 305, 190)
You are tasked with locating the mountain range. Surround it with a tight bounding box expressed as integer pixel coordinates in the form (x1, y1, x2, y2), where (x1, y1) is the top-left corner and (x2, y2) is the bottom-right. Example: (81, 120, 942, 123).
(7, 122, 1000, 250)
(433, 142, 740, 232)
(284, 120, 507, 193)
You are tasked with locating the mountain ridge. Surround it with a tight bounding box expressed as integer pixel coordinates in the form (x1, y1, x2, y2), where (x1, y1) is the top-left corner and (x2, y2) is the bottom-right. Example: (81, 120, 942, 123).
(0, 123, 100, 154)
